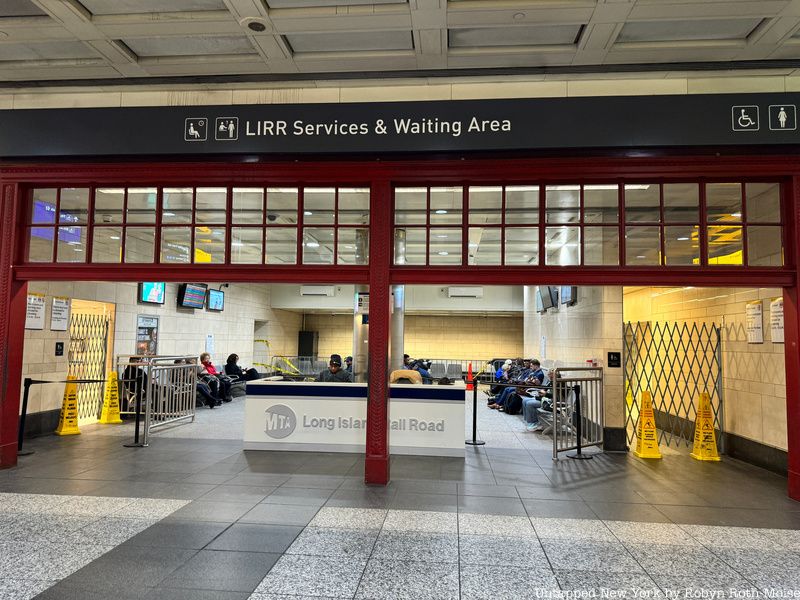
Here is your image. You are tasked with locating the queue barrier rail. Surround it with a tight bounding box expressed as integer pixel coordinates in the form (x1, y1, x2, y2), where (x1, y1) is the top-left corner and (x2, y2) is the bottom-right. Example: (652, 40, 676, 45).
(17, 377, 106, 456)
(116, 355, 198, 447)
(550, 367, 604, 460)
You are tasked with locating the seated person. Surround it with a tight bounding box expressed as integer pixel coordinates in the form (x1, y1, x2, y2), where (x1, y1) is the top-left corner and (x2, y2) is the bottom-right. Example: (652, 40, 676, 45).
(122, 356, 149, 413)
(176, 358, 220, 408)
(316, 354, 353, 383)
(489, 360, 513, 398)
(403, 354, 432, 384)
(200, 352, 232, 402)
(522, 367, 552, 432)
(224, 353, 260, 381)
(489, 359, 534, 409)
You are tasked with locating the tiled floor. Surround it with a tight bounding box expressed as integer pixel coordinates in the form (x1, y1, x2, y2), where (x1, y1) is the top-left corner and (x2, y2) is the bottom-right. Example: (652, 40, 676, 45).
(0, 393, 797, 599)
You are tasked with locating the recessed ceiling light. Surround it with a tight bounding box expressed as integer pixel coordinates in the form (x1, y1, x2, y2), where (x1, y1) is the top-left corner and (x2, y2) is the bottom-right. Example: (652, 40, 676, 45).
(436, 235, 448, 238)
(636, 255, 646, 259)
(513, 12, 525, 20)
(109, 236, 120, 240)
(677, 237, 689, 241)
(435, 209, 448, 214)
(438, 251, 449, 256)
(304, 211, 313, 216)
(306, 242, 320, 248)
(731, 212, 742, 218)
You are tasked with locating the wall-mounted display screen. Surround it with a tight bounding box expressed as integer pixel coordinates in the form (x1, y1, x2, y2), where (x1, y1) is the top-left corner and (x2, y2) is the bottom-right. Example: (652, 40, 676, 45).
(538, 286, 555, 310)
(178, 283, 207, 309)
(561, 286, 577, 306)
(207, 289, 225, 311)
(138, 282, 166, 305)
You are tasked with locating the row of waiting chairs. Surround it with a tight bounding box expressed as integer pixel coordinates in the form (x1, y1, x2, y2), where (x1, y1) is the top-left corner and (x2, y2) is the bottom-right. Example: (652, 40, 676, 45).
(428, 362, 464, 380)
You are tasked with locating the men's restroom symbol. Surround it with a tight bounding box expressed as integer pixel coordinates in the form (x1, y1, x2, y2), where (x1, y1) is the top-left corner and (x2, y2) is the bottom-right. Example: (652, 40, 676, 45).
(769, 105, 797, 131)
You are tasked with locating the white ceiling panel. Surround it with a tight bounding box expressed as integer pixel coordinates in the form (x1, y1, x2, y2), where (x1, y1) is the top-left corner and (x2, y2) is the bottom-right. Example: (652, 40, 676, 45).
(618, 18, 763, 43)
(267, 0, 405, 6)
(0, 1, 798, 83)
(123, 35, 257, 57)
(0, 0, 46, 18)
(0, 41, 97, 61)
(77, 0, 227, 15)
(286, 30, 413, 53)
(449, 25, 582, 48)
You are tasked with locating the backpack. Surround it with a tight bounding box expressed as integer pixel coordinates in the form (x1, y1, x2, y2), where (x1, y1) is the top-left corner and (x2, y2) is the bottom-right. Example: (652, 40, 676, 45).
(505, 393, 523, 415)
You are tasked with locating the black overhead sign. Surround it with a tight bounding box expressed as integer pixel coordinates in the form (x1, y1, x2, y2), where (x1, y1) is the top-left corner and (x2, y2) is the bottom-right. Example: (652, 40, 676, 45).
(1, 93, 800, 158)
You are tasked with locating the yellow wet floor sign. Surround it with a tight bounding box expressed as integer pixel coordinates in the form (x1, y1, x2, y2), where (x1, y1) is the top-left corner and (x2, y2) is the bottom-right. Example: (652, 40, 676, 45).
(54, 375, 80, 436)
(633, 390, 661, 459)
(99, 371, 123, 424)
(690, 392, 720, 461)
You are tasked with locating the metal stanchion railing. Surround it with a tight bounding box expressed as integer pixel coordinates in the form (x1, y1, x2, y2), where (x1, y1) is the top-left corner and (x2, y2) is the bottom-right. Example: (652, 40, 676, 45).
(465, 378, 485, 447)
(18, 377, 106, 456)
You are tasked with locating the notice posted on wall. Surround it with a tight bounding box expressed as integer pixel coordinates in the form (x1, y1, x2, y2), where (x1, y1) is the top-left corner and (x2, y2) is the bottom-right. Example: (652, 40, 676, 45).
(25, 293, 46, 330)
(746, 300, 764, 344)
(771, 297, 784, 344)
(50, 297, 70, 331)
(205, 334, 215, 354)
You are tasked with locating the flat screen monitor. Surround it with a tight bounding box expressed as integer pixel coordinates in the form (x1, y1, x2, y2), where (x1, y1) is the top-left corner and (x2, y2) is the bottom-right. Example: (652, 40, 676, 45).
(207, 289, 225, 311)
(138, 282, 166, 305)
(561, 286, 577, 306)
(535, 288, 544, 313)
(538, 286, 554, 310)
(548, 286, 559, 308)
(178, 283, 207, 309)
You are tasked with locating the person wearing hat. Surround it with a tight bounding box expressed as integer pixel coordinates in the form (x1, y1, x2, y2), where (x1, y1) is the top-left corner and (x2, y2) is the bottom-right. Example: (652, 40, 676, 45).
(344, 356, 353, 373)
(316, 354, 353, 383)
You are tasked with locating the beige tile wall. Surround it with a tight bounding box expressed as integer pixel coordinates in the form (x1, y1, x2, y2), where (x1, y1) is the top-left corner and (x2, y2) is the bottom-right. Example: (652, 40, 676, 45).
(22, 282, 299, 417)
(523, 286, 625, 429)
(303, 313, 523, 364)
(623, 287, 787, 451)
(0, 73, 794, 110)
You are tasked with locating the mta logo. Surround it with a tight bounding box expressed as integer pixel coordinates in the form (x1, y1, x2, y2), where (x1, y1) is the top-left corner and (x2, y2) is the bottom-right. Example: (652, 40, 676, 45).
(264, 404, 296, 439)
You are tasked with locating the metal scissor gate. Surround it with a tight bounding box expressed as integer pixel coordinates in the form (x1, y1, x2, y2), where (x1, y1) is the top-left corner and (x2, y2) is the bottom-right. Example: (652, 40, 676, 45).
(623, 321, 723, 450)
(67, 312, 110, 425)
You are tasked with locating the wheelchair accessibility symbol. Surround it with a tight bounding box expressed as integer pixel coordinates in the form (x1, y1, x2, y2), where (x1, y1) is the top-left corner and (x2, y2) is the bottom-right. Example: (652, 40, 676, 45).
(732, 106, 759, 132)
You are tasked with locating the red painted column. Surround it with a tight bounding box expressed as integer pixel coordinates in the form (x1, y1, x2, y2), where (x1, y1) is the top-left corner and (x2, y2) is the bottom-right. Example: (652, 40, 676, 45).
(0, 182, 26, 469)
(364, 178, 391, 485)
(785, 176, 800, 500)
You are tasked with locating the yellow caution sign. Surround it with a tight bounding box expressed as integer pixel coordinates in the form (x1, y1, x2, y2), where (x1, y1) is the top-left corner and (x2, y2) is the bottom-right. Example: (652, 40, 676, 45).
(632, 391, 661, 459)
(99, 371, 123, 424)
(54, 375, 81, 436)
(690, 392, 721, 462)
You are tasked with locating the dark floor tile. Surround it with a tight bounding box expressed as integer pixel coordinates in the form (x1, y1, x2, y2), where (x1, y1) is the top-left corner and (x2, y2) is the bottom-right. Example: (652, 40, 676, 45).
(166, 501, 255, 523)
(127, 520, 230, 549)
(35, 583, 149, 600)
(239, 503, 320, 526)
(389, 492, 458, 512)
(60, 545, 199, 590)
(392, 480, 458, 495)
(263, 486, 335, 506)
(281, 475, 346, 489)
(587, 502, 672, 523)
(458, 495, 527, 516)
(458, 483, 519, 498)
(200, 484, 275, 504)
(654, 505, 800, 528)
(144, 588, 249, 600)
(523, 499, 598, 519)
(207, 523, 303, 553)
(160, 549, 281, 592)
(325, 488, 395, 509)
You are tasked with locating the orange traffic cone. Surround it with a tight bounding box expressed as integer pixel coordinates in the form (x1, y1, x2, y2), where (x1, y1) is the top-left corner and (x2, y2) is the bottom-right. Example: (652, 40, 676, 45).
(466, 362, 474, 390)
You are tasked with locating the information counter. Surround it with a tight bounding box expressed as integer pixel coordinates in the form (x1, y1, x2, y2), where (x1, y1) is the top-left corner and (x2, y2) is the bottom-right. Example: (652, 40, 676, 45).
(244, 380, 465, 457)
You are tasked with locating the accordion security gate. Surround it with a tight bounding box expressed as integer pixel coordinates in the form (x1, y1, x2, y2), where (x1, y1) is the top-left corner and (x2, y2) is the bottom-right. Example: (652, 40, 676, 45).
(623, 321, 723, 451)
(67, 312, 110, 426)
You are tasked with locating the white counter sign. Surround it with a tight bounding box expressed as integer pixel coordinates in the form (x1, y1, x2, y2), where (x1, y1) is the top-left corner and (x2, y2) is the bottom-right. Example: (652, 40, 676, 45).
(771, 297, 784, 343)
(25, 293, 45, 330)
(746, 300, 764, 344)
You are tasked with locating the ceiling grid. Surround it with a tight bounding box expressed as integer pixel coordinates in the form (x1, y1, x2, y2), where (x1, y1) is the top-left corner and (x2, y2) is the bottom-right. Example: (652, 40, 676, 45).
(1, 0, 800, 84)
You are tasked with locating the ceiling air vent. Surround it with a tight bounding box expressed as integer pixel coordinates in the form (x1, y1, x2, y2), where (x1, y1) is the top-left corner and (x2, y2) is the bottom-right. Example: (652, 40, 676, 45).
(447, 287, 483, 299)
(300, 285, 335, 297)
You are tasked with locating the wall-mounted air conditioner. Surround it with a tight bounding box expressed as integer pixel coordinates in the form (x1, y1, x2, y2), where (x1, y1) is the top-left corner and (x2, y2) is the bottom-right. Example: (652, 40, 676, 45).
(300, 285, 336, 297)
(447, 286, 483, 299)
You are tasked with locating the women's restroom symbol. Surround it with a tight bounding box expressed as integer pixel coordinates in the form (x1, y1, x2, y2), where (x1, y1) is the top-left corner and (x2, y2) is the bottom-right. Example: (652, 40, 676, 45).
(769, 105, 796, 131)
